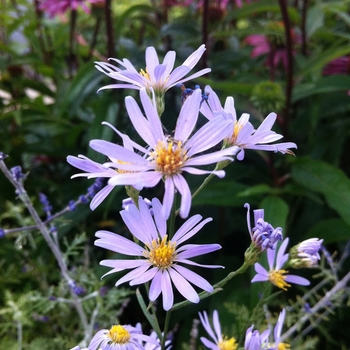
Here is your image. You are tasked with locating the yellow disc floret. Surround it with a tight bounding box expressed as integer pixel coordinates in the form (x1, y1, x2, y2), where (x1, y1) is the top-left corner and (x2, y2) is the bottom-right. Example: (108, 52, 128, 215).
(145, 235, 176, 269)
(107, 325, 130, 344)
(218, 336, 238, 350)
(151, 140, 188, 176)
(269, 269, 291, 291)
(278, 342, 291, 350)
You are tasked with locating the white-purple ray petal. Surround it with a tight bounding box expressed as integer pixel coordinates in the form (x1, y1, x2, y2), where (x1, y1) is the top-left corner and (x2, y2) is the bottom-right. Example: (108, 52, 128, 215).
(151, 198, 167, 238)
(95, 230, 143, 255)
(212, 310, 222, 342)
(149, 269, 163, 302)
(176, 244, 221, 258)
(90, 184, 114, 210)
(172, 214, 204, 243)
(169, 267, 199, 303)
(161, 271, 174, 311)
(162, 177, 175, 219)
(174, 89, 201, 142)
(173, 265, 213, 292)
(115, 264, 152, 287)
(173, 217, 213, 245)
(173, 174, 191, 218)
(285, 275, 310, 286)
(129, 267, 158, 286)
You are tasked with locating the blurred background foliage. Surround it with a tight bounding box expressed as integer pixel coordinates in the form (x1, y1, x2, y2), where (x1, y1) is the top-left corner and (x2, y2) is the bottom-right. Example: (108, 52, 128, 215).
(1, 0, 350, 349)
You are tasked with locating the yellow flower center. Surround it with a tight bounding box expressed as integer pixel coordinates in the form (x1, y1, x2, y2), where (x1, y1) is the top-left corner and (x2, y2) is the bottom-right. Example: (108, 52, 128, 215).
(232, 123, 242, 143)
(145, 235, 176, 269)
(116, 160, 133, 174)
(140, 68, 151, 81)
(268, 269, 291, 291)
(150, 140, 187, 176)
(107, 325, 130, 344)
(278, 342, 291, 350)
(218, 336, 238, 350)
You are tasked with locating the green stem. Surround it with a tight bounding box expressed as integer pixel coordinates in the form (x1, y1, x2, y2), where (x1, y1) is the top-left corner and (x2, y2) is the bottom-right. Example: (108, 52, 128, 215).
(161, 310, 172, 350)
(168, 193, 177, 238)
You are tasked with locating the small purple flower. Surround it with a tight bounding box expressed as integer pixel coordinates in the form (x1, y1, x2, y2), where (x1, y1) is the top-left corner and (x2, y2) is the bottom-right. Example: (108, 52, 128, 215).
(69, 280, 86, 296)
(95, 45, 211, 95)
(0, 228, 5, 238)
(11, 165, 24, 181)
(244, 325, 270, 350)
(67, 88, 239, 219)
(39, 192, 53, 218)
(95, 198, 223, 311)
(80, 324, 159, 350)
(245, 203, 282, 251)
(251, 238, 310, 290)
(200, 86, 297, 160)
(297, 238, 323, 260)
(289, 238, 323, 268)
(198, 310, 238, 350)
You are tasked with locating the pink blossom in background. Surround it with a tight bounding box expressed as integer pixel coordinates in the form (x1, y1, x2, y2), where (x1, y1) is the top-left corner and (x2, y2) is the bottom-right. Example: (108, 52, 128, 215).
(39, 0, 104, 18)
(322, 56, 350, 96)
(322, 56, 350, 76)
(245, 34, 289, 71)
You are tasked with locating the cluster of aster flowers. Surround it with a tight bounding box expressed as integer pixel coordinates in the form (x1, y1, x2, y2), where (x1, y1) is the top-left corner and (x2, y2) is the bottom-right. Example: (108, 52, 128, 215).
(67, 45, 322, 350)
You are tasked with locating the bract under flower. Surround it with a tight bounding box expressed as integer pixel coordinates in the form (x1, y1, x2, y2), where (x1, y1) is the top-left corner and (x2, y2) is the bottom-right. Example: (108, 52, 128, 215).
(200, 86, 297, 160)
(95, 198, 223, 311)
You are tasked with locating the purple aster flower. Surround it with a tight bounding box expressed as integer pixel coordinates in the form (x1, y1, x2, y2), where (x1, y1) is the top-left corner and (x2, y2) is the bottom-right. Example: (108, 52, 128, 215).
(95, 198, 222, 311)
(67, 88, 239, 219)
(198, 310, 238, 350)
(95, 45, 211, 95)
(39, 0, 103, 18)
(244, 325, 270, 350)
(245, 203, 283, 251)
(200, 86, 297, 160)
(289, 238, 323, 268)
(80, 324, 158, 350)
(251, 238, 310, 290)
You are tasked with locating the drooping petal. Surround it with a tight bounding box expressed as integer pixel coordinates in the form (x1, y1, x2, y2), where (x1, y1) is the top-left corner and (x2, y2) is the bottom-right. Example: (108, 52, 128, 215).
(169, 268, 200, 304)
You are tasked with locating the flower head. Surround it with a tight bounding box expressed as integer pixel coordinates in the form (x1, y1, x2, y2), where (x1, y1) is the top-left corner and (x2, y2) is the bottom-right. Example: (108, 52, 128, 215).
(95, 198, 222, 311)
(95, 45, 211, 96)
(199, 310, 238, 350)
(39, 0, 103, 18)
(67, 88, 238, 219)
(251, 238, 310, 290)
(200, 86, 296, 160)
(244, 325, 270, 350)
(289, 238, 323, 268)
(85, 324, 158, 350)
(245, 203, 283, 251)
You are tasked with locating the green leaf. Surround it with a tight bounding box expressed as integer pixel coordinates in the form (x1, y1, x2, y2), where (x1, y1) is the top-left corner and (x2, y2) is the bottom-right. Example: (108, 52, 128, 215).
(291, 158, 350, 227)
(306, 218, 350, 243)
(297, 45, 350, 78)
(197, 78, 255, 96)
(306, 6, 324, 38)
(292, 76, 350, 102)
(259, 196, 289, 229)
(135, 289, 162, 339)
